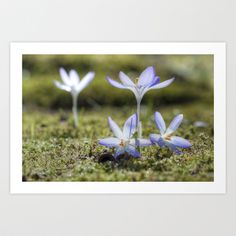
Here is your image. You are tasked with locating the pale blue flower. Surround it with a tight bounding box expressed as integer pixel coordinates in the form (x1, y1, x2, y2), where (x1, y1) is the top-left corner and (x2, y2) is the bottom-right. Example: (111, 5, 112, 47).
(106, 66, 174, 138)
(54, 67, 95, 127)
(99, 113, 152, 158)
(150, 111, 191, 154)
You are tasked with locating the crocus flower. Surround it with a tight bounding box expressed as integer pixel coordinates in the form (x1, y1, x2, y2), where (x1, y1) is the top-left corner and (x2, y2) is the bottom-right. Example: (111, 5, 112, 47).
(150, 111, 191, 154)
(99, 113, 152, 158)
(54, 67, 95, 127)
(106, 66, 174, 138)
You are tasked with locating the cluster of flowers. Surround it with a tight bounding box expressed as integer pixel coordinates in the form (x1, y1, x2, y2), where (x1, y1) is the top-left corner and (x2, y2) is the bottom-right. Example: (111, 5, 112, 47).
(55, 66, 191, 158)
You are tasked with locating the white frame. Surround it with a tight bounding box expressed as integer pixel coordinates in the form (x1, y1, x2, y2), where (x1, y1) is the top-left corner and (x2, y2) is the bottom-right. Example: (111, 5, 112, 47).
(10, 42, 226, 194)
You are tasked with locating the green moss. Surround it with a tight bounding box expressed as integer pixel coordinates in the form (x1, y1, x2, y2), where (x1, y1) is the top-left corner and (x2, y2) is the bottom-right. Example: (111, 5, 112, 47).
(23, 104, 214, 182)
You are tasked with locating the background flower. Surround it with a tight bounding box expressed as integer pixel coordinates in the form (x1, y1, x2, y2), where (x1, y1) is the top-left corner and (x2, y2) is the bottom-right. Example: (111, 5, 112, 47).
(54, 68, 95, 127)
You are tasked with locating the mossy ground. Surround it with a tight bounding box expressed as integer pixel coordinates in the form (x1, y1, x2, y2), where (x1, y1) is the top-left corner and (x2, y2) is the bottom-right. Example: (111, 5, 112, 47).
(23, 103, 214, 182)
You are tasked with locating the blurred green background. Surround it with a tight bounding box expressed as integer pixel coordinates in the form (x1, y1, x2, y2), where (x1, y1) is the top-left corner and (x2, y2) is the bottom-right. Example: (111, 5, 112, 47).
(23, 55, 213, 109)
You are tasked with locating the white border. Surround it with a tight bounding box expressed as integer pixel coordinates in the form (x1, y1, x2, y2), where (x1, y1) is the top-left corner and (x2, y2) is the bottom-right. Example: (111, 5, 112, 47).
(10, 43, 226, 194)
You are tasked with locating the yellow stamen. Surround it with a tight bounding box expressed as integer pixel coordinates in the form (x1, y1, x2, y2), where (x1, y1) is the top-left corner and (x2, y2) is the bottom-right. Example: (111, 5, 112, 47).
(120, 139, 125, 147)
(165, 134, 172, 141)
(134, 78, 139, 85)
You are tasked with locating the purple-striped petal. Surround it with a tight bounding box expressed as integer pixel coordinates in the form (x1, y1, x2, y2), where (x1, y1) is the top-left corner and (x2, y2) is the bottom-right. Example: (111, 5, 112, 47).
(166, 114, 183, 135)
(119, 72, 135, 87)
(149, 76, 160, 87)
(54, 81, 71, 92)
(136, 138, 153, 147)
(77, 72, 95, 92)
(69, 69, 80, 84)
(165, 142, 182, 155)
(108, 117, 123, 139)
(59, 67, 72, 86)
(154, 111, 166, 135)
(99, 137, 120, 147)
(149, 133, 166, 147)
(169, 136, 191, 148)
(138, 66, 155, 87)
(106, 76, 127, 89)
(123, 113, 137, 139)
(114, 147, 125, 158)
(126, 145, 141, 158)
(148, 77, 175, 90)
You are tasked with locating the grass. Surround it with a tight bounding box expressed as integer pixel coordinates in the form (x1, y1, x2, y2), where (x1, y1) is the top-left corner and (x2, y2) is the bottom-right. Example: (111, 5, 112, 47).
(23, 103, 214, 182)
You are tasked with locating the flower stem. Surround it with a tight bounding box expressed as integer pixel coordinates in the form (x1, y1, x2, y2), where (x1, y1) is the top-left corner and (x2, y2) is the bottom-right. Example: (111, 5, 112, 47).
(72, 94, 78, 127)
(136, 100, 142, 154)
(137, 100, 142, 139)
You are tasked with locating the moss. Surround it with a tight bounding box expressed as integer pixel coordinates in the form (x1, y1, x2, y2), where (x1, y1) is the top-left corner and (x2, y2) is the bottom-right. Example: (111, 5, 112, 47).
(23, 104, 214, 182)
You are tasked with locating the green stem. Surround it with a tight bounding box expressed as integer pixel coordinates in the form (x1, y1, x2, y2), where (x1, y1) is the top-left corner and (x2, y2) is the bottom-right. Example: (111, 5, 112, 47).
(72, 94, 78, 127)
(136, 100, 142, 154)
(137, 100, 142, 139)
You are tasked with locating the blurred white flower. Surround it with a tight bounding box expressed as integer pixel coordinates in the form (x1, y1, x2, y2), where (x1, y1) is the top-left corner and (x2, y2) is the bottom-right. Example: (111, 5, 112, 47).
(54, 67, 95, 127)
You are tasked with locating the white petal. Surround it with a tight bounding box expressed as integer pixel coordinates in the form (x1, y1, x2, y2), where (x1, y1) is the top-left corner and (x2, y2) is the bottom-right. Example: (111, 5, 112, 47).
(126, 145, 141, 157)
(76, 72, 95, 93)
(138, 66, 155, 87)
(148, 77, 175, 90)
(108, 117, 123, 139)
(166, 114, 183, 135)
(123, 113, 137, 139)
(59, 68, 72, 86)
(99, 137, 120, 147)
(169, 136, 191, 148)
(69, 69, 80, 85)
(119, 71, 135, 87)
(106, 76, 126, 89)
(154, 111, 166, 135)
(54, 81, 71, 92)
(137, 138, 153, 147)
(114, 147, 126, 158)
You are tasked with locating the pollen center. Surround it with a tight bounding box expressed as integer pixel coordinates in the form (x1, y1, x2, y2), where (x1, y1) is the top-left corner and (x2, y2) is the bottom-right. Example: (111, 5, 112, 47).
(120, 139, 125, 147)
(119, 139, 129, 147)
(164, 134, 172, 141)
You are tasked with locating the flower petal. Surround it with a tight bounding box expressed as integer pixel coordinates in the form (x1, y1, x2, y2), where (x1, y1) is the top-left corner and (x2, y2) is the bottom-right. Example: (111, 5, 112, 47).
(108, 117, 123, 139)
(165, 142, 182, 154)
(148, 77, 175, 90)
(69, 69, 80, 84)
(136, 138, 153, 147)
(149, 76, 160, 87)
(119, 71, 135, 87)
(166, 114, 183, 135)
(154, 112, 166, 135)
(150, 134, 165, 147)
(138, 66, 155, 87)
(114, 147, 125, 158)
(77, 72, 95, 92)
(54, 81, 71, 92)
(126, 145, 140, 158)
(139, 76, 160, 98)
(59, 68, 71, 86)
(106, 76, 126, 89)
(99, 137, 120, 147)
(169, 136, 191, 148)
(123, 113, 137, 139)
